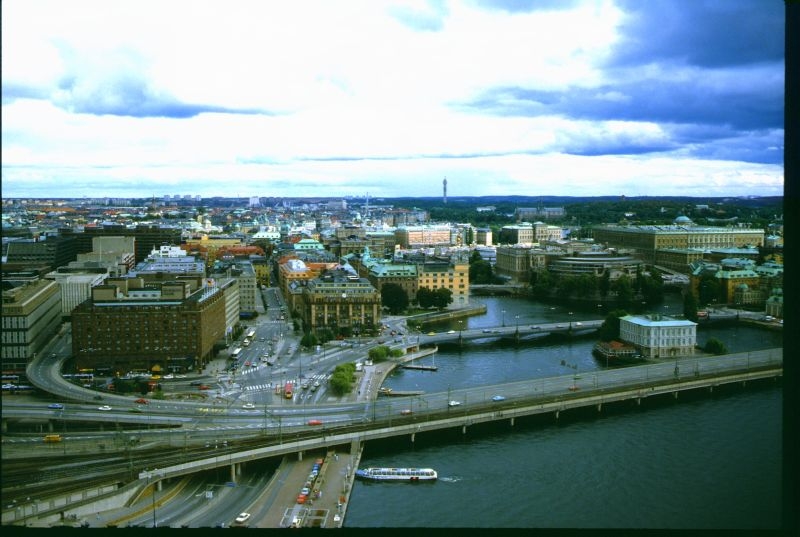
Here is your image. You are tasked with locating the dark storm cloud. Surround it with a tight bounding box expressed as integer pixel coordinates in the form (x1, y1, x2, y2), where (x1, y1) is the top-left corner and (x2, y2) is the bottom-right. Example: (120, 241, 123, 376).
(464, 74, 783, 131)
(610, 0, 784, 68)
(48, 74, 271, 118)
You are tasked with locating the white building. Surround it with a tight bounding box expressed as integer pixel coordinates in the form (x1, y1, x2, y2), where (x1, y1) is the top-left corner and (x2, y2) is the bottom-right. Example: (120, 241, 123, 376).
(46, 272, 108, 316)
(619, 314, 697, 359)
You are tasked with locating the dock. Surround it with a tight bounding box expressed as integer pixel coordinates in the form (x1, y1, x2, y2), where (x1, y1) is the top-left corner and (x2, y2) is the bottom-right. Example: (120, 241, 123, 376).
(378, 389, 425, 397)
(401, 364, 438, 371)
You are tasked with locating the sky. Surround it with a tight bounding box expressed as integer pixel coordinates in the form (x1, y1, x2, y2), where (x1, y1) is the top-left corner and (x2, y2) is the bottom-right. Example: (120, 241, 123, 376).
(1, 0, 785, 200)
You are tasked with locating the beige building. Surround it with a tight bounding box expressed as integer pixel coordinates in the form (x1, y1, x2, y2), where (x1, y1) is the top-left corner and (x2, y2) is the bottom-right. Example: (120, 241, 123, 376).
(1, 279, 62, 371)
(593, 224, 764, 264)
(301, 270, 381, 337)
(395, 225, 453, 248)
(416, 256, 470, 307)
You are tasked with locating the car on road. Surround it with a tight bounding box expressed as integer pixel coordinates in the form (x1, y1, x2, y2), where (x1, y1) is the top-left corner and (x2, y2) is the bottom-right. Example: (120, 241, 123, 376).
(129, 407, 143, 413)
(198, 385, 211, 390)
(491, 395, 506, 402)
(531, 326, 540, 330)
(301, 487, 311, 496)
(189, 380, 203, 386)
(242, 403, 255, 409)
(97, 405, 112, 411)
(48, 403, 64, 410)
(448, 400, 461, 407)
(427, 331, 436, 336)
(400, 409, 413, 415)
(447, 330, 456, 334)
(234, 512, 251, 524)
(307, 419, 323, 426)
(135, 398, 148, 404)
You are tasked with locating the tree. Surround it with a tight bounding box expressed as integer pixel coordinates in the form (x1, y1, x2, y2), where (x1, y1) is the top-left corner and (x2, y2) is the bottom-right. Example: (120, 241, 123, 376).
(469, 258, 496, 284)
(704, 337, 728, 355)
(597, 309, 628, 342)
(432, 288, 453, 311)
(611, 275, 634, 303)
(368, 346, 391, 362)
(599, 270, 611, 298)
(416, 287, 435, 309)
(300, 332, 318, 349)
(697, 274, 721, 306)
(683, 291, 699, 322)
(640, 274, 664, 304)
(328, 363, 356, 396)
(381, 283, 409, 314)
(530, 270, 555, 299)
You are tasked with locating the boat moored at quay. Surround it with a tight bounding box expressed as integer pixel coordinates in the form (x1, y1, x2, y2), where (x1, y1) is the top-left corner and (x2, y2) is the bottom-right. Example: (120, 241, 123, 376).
(355, 467, 438, 481)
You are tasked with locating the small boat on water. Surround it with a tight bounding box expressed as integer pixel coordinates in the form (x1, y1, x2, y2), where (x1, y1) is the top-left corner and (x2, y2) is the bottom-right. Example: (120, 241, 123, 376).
(355, 467, 437, 481)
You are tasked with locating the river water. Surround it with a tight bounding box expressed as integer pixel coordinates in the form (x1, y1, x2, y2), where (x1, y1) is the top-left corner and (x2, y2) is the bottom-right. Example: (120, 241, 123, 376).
(343, 295, 784, 529)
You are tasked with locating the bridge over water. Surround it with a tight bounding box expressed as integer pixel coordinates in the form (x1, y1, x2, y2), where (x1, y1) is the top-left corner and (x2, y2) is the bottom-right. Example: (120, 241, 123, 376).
(131, 348, 781, 482)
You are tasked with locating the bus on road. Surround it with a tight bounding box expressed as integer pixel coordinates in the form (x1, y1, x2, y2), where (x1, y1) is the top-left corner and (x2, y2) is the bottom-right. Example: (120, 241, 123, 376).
(231, 347, 242, 359)
(246, 329, 256, 340)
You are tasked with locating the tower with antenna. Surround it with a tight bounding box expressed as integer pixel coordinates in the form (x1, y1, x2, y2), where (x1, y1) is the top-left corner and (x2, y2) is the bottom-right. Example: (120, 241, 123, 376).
(443, 177, 447, 204)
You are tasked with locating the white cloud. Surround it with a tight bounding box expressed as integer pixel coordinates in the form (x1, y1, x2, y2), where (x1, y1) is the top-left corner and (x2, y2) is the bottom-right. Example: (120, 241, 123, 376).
(0, 0, 784, 199)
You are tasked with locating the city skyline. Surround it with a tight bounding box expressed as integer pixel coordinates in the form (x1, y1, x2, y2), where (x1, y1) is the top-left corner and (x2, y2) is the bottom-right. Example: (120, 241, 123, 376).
(1, 0, 785, 199)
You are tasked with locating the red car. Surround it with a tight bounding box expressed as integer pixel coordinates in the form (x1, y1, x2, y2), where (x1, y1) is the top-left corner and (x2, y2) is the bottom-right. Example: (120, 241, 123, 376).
(198, 385, 210, 390)
(307, 419, 323, 426)
(135, 398, 148, 404)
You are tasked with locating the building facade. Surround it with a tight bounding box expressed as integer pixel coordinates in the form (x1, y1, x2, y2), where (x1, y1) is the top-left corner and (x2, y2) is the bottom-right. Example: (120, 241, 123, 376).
(619, 314, 697, 359)
(1, 279, 62, 372)
(300, 270, 381, 337)
(71, 280, 227, 375)
(593, 224, 765, 265)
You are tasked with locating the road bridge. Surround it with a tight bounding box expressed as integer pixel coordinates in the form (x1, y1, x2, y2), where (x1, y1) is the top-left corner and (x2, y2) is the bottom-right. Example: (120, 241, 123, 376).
(88, 349, 779, 481)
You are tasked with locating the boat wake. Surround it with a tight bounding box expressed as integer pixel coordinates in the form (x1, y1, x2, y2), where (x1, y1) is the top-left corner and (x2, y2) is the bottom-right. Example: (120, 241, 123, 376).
(437, 476, 461, 483)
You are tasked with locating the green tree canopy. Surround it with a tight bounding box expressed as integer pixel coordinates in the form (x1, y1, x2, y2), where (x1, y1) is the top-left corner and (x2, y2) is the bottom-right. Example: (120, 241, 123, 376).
(432, 288, 453, 310)
(683, 291, 699, 322)
(381, 283, 409, 315)
(704, 337, 728, 355)
(597, 309, 628, 342)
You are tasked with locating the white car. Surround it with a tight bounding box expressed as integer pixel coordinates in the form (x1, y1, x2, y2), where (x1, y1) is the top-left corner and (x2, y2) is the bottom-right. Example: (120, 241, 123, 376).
(242, 403, 255, 409)
(235, 512, 251, 524)
(97, 405, 112, 411)
(448, 400, 461, 407)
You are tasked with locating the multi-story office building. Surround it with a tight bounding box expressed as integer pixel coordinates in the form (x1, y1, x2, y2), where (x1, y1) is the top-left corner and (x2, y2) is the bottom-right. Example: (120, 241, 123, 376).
(619, 314, 697, 359)
(475, 228, 493, 246)
(45, 272, 107, 317)
(4, 235, 78, 271)
(394, 225, 452, 248)
(300, 269, 381, 337)
(71, 279, 228, 375)
(415, 255, 470, 307)
(60, 224, 182, 263)
(592, 224, 765, 265)
(1, 279, 62, 372)
(547, 251, 643, 277)
(211, 260, 258, 316)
